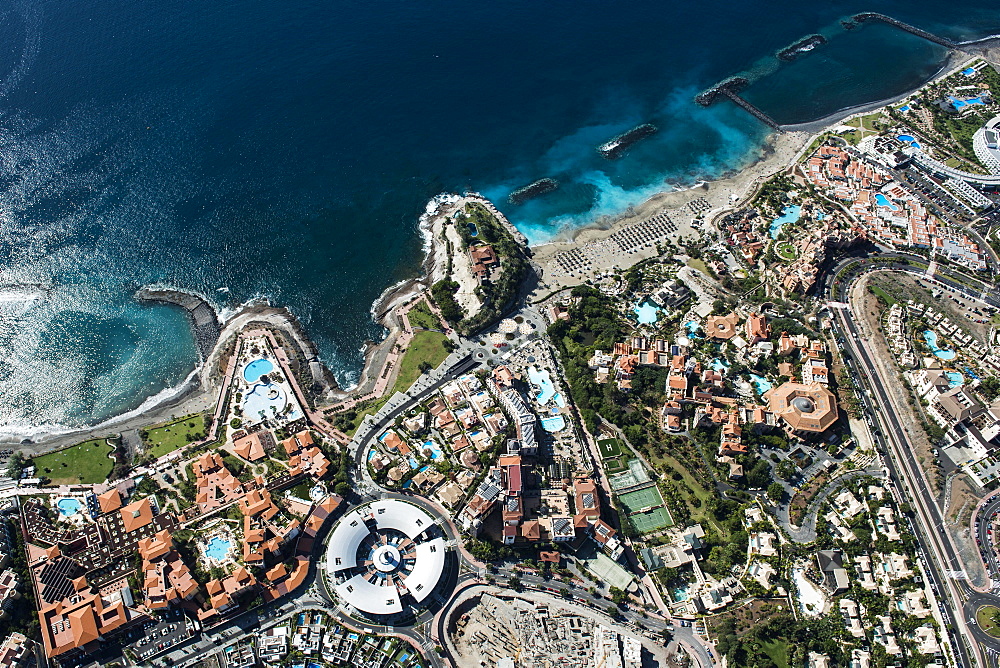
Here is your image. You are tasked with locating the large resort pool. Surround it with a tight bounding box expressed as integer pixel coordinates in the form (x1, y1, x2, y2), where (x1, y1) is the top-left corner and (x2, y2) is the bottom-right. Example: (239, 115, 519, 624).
(57, 498, 82, 517)
(204, 535, 233, 563)
(528, 366, 565, 407)
(769, 205, 801, 239)
(634, 299, 660, 325)
(243, 357, 274, 383)
(749, 374, 773, 395)
(923, 330, 957, 361)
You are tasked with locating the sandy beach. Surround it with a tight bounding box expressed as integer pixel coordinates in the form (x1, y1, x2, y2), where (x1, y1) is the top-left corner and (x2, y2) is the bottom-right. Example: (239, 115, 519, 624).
(529, 130, 811, 292)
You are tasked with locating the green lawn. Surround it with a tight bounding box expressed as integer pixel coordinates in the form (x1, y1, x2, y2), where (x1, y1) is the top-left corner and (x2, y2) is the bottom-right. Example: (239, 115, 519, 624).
(687, 258, 711, 276)
(869, 285, 897, 307)
(597, 438, 623, 458)
(761, 639, 790, 668)
(775, 242, 797, 261)
(394, 330, 450, 394)
(977, 605, 1000, 638)
(406, 301, 442, 331)
(34, 438, 116, 485)
(336, 330, 451, 437)
(144, 413, 209, 458)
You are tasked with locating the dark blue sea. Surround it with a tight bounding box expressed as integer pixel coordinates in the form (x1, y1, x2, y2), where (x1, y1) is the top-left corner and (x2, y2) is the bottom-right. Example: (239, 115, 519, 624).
(0, 0, 996, 433)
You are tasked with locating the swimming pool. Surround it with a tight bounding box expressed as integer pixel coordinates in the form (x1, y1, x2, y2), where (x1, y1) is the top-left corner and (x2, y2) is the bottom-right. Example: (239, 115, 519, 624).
(422, 440, 443, 460)
(671, 583, 690, 602)
(749, 374, 773, 395)
(685, 321, 701, 337)
(963, 67, 976, 76)
(711, 358, 730, 374)
(243, 357, 274, 383)
(922, 330, 957, 361)
(540, 415, 566, 432)
(57, 498, 82, 517)
(874, 193, 899, 210)
(769, 204, 801, 239)
(528, 366, 559, 406)
(898, 104, 911, 112)
(634, 299, 660, 325)
(897, 134, 915, 142)
(949, 95, 984, 109)
(408, 457, 420, 469)
(205, 535, 233, 562)
(815, 211, 826, 220)
(945, 371, 963, 388)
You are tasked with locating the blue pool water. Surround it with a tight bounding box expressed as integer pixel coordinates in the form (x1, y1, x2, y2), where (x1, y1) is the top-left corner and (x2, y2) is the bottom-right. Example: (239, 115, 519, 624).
(57, 498, 82, 517)
(243, 358, 274, 383)
(923, 330, 957, 360)
(671, 584, 690, 602)
(964, 367, 981, 380)
(634, 299, 661, 325)
(815, 211, 826, 220)
(897, 134, 915, 142)
(749, 374, 773, 395)
(408, 457, 420, 469)
(874, 193, 899, 210)
(769, 205, 801, 239)
(711, 358, 730, 373)
(898, 104, 911, 111)
(205, 536, 233, 561)
(540, 416, 566, 432)
(945, 371, 963, 387)
(963, 67, 976, 76)
(468, 223, 479, 237)
(528, 366, 559, 406)
(949, 95, 984, 108)
(422, 441, 443, 460)
(686, 321, 702, 337)
(552, 393, 567, 408)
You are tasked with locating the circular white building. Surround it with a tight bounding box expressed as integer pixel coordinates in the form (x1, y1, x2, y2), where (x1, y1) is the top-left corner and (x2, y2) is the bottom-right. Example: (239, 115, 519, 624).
(325, 499, 449, 616)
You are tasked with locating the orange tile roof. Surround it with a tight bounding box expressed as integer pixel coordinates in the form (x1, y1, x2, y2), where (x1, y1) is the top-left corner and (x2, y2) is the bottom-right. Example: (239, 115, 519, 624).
(232, 432, 268, 462)
(97, 489, 123, 514)
(119, 498, 155, 533)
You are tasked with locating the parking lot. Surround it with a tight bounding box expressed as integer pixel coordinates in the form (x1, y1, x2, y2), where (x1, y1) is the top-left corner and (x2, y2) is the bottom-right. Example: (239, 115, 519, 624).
(125, 610, 194, 661)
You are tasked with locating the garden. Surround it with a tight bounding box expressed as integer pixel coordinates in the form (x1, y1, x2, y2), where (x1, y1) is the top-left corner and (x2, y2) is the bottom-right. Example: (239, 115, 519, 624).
(33, 438, 116, 485)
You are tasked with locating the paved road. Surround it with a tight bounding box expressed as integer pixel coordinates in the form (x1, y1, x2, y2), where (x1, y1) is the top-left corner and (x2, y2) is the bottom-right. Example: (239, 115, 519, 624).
(827, 267, 996, 667)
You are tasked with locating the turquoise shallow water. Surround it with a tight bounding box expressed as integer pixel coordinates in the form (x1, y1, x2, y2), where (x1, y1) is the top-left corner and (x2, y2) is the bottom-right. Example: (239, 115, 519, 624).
(0, 0, 996, 433)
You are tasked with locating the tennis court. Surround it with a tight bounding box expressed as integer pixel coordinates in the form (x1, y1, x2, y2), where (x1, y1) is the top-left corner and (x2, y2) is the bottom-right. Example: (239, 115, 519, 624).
(617, 485, 673, 533)
(609, 459, 651, 490)
(617, 486, 663, 514)
(630, 507, 673, 533)
(597, 438, 623, 458)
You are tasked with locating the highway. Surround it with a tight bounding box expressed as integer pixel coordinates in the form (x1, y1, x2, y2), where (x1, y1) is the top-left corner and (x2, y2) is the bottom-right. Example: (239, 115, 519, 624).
(826, 253, 1000, 667)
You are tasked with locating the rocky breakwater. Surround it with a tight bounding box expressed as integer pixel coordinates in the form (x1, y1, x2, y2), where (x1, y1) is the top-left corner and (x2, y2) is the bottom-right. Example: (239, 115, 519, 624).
(135, 286, 220, 360)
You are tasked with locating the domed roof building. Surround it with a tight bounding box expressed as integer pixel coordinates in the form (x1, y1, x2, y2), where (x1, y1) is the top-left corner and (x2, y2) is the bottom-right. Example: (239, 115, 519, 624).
(324, 499, 451, 618)
(764, 381, 839, 433)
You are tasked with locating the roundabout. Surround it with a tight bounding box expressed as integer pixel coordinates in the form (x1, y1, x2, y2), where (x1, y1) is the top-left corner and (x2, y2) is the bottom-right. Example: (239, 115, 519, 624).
(977, 604, 1000, 639)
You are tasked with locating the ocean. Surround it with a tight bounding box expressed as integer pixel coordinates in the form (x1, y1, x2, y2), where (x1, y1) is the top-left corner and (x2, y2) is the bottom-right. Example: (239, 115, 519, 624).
(0, 0, 997, 435)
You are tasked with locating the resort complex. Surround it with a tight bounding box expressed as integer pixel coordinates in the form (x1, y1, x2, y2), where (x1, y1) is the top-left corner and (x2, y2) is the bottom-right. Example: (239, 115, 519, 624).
(6, 16, 1000, 668)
